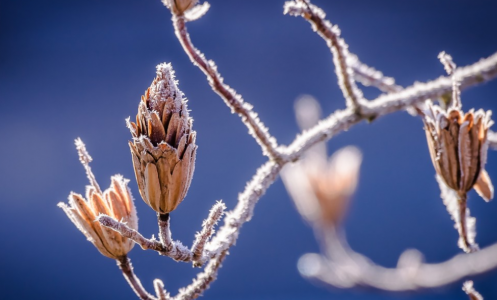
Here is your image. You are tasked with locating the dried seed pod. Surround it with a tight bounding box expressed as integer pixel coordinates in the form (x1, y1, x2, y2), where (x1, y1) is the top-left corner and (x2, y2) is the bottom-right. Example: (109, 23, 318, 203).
(423, 102, 494, 201)
(59, 140, 138, 259)
(282, 146, 362, 227)
(162, 0, 198, 15)
(128, 63, 197, 214)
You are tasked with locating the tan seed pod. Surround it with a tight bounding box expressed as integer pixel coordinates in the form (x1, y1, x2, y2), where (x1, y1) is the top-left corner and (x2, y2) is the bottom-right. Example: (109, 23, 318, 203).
(422, 101, 494, 201)
(59, 140, 138, 259)
(128, 63, 197, 214)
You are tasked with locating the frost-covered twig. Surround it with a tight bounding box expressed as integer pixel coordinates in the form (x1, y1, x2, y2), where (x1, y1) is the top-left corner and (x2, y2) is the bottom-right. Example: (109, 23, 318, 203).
(158, 213, 174, 251)
(154, 279, 171, 300)
(284, 0, 365, 110)
(298, 231, 497, 291)
(463, 281, 483, 300)
(170, 14, 281, 161)
(98, 215, 165, 251)
(173, 252, 227, 300)
(282, 51, 497, 160)
(348, 54, 403, 93)
(191, 201, 226, 266)
(117, 256, 156, 300)
(74, 138, 102, 194)
(99, 204, 221, 265)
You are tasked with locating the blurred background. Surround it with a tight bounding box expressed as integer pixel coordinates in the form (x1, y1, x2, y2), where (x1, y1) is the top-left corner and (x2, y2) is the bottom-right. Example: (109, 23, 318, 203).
(1, 0, 497, 299)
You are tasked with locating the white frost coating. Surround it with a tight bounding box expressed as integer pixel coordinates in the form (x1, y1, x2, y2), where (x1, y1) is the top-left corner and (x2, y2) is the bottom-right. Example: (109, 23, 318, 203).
(437, 175, 478, 253)
(149, 63, 185, 115)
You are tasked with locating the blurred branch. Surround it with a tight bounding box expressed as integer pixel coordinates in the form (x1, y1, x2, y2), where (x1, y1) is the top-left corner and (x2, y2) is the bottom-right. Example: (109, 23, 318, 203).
(298, 229, 497, 291)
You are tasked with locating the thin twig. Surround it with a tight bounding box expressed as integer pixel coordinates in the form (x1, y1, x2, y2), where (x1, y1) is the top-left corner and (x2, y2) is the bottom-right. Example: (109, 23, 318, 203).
(158, 213, 174, 250)
(117, 256, 156, 300)
(154, 279, 171, 300)
(98, 215, 165, 251)
(348, 54, 403, 93)
(191, 201, 226, 265)
(284, 0, 365, 110)
(171, 15, 281, 161)
(74, 138, 102, 194)
(173, 252, 228, 300)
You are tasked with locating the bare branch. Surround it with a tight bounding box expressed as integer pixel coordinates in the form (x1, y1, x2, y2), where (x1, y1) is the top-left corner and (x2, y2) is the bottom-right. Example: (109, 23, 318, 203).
(191, 201, 226, 266)
(98, 215, 164, 251)
(74, 138, 102, 194)
(170, 15, 281, 161)
(284, 0, 366, 110)
(348, 54, 403, 93)
(154, 279, 171, 300)
(298, 230, 497, 291)
(117, 256, 156, 300)
(158, 213, 174, 250)
(173, 252, 227, 300)
(282, 51, 497, 160)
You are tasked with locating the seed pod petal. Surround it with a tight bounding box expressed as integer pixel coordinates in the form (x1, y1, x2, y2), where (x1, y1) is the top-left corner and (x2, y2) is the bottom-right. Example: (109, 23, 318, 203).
(145, 163, 162, 212)
(474, 169, 494, 202)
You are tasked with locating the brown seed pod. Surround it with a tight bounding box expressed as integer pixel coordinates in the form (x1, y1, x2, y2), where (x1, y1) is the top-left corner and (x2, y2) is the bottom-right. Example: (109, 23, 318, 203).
(423, 101, 494, 201)
(128, 63, 197, 214)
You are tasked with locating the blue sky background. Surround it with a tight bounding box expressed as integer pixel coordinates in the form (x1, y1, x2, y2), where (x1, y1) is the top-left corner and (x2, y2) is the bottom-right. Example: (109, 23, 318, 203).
(1, 0, 497, 299)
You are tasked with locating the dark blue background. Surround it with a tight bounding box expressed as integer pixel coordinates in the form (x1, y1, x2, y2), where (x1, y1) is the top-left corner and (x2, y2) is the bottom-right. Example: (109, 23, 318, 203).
(1, 0, 497, 299)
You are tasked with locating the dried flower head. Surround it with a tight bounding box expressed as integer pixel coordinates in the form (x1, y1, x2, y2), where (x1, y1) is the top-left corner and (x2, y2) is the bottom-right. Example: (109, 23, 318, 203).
(128, 63, 197, 214)
(59, 139, 138, 259)
(422, 52, 494, 201)
(282, 146, 362, 226)
(162, 0, 198, 15)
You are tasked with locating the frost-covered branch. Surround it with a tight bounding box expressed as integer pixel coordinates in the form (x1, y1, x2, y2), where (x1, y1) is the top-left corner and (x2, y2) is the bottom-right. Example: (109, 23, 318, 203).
(298, 229, 497, 292)
(282, 50, 497, 160)
(170, 14, 281, 161)
(154, 279, 171, 300)
(117, 256, 156, 300)
(284, 0, 366, 110)
(348, 54, 403, 93)
(191, 201, 226, 266)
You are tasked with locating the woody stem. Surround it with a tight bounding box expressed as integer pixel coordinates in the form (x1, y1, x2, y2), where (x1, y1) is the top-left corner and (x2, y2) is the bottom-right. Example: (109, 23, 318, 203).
(117, 256, 156, 300)
(158, 213, 174, 250)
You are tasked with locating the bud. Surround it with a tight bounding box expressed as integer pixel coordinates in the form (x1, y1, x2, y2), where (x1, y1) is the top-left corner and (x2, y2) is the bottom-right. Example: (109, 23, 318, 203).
(282, 146, 362, 226)
(59, 140, 138, 259)
(422, 101, 494, 201)
(128, 63, 197, 214)
(162, 0, 198, 15)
